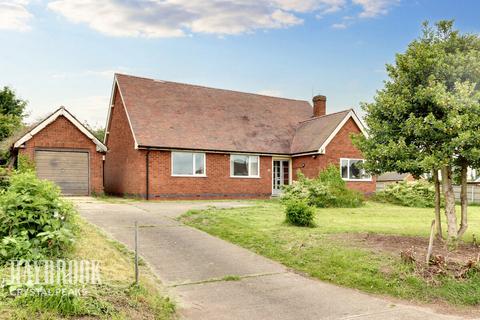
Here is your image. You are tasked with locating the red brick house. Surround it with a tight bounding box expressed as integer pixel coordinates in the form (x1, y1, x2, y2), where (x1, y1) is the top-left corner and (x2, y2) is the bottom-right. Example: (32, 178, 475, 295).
(12, 107, 107, 196)
(104, 74, 374, 199)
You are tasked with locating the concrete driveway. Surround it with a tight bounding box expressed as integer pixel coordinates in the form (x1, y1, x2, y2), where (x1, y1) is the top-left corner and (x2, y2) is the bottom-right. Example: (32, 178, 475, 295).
(73, 198, 466, 320)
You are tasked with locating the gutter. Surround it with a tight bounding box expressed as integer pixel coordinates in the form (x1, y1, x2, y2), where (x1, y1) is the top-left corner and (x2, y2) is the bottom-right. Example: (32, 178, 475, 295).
(136, 145, 311, 157)
(146, 149, 151, 200)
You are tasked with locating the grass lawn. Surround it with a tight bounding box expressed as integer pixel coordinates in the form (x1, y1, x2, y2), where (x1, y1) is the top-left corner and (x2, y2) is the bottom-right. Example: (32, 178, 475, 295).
(0, 217, 176, 320)
(180, 201, 480, 309)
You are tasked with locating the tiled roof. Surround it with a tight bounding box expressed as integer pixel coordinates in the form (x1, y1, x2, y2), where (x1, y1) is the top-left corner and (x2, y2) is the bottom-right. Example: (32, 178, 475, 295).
(290, 110, 351, 154)
(114, 74, 355, 155)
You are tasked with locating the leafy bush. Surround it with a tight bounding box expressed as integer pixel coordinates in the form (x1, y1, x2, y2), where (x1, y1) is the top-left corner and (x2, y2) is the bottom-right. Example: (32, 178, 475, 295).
(284, 199, 315, 227)
(281, 165, 364, 208)
(0, 171, 76, 263)
(17, 154, 35, 172)
(0, 167, 10, 190)
(374, 180, 436, 207)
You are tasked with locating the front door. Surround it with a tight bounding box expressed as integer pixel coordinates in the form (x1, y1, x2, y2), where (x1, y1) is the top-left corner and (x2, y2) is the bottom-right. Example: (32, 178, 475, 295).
(273, 160, 290, 195)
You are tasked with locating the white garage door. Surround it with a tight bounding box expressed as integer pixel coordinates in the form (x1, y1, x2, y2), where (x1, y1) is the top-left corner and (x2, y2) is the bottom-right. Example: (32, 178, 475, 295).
(35, 150, 89, 196)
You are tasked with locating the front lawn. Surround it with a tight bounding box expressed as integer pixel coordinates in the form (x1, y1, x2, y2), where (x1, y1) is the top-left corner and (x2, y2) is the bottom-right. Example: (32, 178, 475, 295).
(180, 201, 480, 309)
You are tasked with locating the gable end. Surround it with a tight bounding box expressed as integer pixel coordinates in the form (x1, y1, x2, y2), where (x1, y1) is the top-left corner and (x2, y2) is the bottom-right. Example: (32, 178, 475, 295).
(13, 107, 107, 152)
(318, 110, 367, 154)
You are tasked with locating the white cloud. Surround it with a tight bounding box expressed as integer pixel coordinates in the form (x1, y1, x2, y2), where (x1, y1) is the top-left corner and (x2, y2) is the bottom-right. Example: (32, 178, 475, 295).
(47, 0, 349, 38)
(353, 0, 399, 18)
(0, 0, 33, 31)
(332, 22, 348, 29)
(274, 0, 346, 13)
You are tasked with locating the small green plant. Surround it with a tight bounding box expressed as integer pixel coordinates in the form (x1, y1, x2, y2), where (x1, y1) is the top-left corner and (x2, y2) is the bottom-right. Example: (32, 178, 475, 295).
(13, 286, 115, 317)
(374, 181, 436, 208)
(284, 198, 315, 227)
(0, 167, 10, 190)
(16, 154, 35, 172)
(0, 171, 77, 263)
(282, 165, 364, 208)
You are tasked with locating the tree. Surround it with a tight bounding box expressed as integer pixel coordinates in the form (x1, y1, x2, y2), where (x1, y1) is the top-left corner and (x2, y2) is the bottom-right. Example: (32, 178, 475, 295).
(354, 21, 480, 244)
(91, 127, 105, 142)
(83, 122, 105, 142)
(0, 86, 27, 141)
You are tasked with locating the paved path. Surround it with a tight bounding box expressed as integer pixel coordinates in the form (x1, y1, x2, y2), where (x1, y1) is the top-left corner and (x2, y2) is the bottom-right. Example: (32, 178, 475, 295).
(73, 197, 468, 320)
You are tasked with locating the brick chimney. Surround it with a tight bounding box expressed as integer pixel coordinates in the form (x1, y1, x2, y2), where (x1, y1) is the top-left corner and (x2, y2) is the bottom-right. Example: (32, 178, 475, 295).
(312, 95, 326, 117)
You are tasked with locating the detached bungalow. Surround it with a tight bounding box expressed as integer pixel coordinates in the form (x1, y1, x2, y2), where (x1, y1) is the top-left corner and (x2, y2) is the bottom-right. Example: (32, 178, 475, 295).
(104, 74, 375, 199)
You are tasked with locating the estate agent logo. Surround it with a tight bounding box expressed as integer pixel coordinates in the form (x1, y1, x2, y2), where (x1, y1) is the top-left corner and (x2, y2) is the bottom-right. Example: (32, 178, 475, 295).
(1, 259, 101, 297)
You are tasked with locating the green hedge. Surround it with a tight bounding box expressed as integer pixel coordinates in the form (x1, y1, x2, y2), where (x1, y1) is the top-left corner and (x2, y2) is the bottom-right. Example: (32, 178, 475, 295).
(374, 180, 436, 208)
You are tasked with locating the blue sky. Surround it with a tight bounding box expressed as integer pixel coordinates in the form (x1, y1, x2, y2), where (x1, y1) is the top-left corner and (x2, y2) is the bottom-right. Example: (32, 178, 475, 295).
(0, 0, 479, 128)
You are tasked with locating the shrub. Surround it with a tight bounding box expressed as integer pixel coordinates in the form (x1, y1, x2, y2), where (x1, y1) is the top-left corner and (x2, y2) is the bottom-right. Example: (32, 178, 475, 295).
(0, 171, 76, 263)
(284, 199, 315, 227)
(0, 167, 10, 190)
(17, 154, 35, 172)
(374, 180, 436, 207)
(281, 165, 365, 208)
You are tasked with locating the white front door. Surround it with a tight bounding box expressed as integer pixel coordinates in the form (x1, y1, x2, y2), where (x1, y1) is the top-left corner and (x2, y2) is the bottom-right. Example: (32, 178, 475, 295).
(272, 160, 290, 195)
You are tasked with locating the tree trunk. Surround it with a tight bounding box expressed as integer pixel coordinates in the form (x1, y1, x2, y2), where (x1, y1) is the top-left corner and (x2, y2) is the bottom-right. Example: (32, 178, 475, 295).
(441, 165, 457, 245)
(458, 162, 468, 238)
(433, 169, 443, 240)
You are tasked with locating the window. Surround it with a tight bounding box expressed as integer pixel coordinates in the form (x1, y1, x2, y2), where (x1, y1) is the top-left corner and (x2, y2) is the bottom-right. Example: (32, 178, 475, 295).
(340, 158, 371, 181)
(230, 155, 259, 177)
(172, 152, 205, 176)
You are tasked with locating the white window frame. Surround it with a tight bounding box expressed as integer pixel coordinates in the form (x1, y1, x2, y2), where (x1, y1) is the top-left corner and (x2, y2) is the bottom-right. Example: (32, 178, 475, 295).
(230, 154, 260, 178)
(340, 158, 372, 181)
(171, 151, 206, 177)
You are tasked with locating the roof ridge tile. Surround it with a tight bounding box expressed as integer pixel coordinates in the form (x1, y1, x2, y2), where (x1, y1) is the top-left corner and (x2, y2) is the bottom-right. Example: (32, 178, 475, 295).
(115, 73, 310, 103)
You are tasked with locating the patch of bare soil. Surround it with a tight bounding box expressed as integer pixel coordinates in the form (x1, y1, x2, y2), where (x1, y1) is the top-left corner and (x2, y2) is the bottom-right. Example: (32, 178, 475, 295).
(333, 233, 480, 266)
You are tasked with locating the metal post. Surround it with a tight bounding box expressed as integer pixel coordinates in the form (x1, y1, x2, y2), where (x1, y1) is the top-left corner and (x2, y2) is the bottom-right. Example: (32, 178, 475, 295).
(135, 220, 139, 286)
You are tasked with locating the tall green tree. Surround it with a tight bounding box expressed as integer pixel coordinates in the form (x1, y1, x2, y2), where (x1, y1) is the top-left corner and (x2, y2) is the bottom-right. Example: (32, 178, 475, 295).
(354, 21, 480, 244)
(0, 86, 27, 141)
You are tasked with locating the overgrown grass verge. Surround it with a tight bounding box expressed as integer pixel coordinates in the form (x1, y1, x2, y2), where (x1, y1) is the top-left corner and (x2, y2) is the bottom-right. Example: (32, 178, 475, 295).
(0, 217, 176, 319)
(179, 201, 480, 309)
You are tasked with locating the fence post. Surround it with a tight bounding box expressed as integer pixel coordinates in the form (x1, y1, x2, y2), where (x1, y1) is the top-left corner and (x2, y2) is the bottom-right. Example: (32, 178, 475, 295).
(135, 220, 139, 286)
(426, 220, 435, 264)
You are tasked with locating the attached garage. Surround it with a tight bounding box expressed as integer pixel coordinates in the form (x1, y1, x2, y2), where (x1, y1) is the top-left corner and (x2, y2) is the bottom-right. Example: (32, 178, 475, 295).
(12, 107, 107, 196)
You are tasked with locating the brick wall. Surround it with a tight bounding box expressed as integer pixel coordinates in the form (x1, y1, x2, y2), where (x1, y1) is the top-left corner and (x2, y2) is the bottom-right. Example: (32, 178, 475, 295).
(147, 151, 272, 199)
(18, 115, 104, 194)
(292, 118, 376, 194)
(104, 89, 147, 196)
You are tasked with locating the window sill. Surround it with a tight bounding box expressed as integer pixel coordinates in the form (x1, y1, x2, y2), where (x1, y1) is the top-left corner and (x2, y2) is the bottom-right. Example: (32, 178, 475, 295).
(171, 174, 207, 178)
(342, 178, 372, 182)
(230, 175, 260, 179)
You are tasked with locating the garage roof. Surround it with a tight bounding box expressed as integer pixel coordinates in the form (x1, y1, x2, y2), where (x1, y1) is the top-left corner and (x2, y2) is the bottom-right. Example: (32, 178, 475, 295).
(13, 107, 107, 152)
